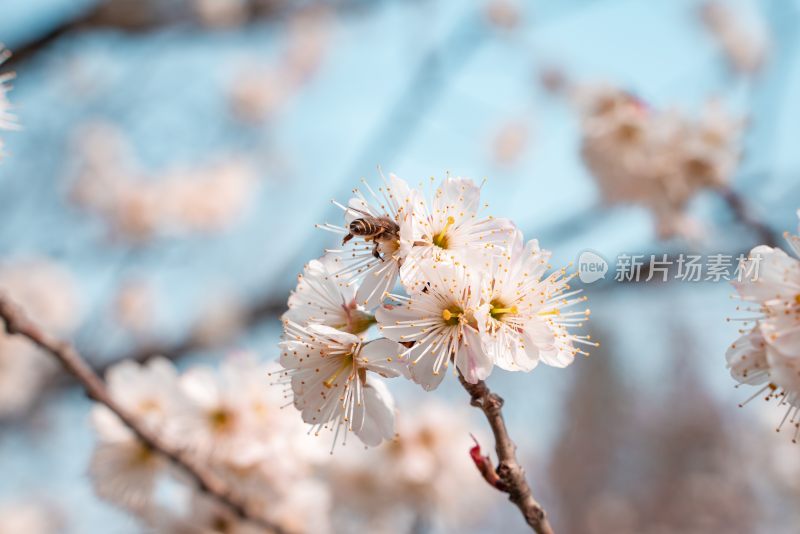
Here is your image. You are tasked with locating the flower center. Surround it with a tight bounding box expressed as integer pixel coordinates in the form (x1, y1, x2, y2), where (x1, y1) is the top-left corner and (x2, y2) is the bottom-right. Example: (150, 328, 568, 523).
(490, 303, 518, 319)
(209, 408, 234, 432)
(137, 398, 161, 415)
(615, 122, 641, 143)
(323, 354, 354, 389)
(432, 216, 455, 249)
(441, 306, 463, 326)
(133, 442, 154, 465)
(795, 294, 800, 305)
(342, 303, 376, 335)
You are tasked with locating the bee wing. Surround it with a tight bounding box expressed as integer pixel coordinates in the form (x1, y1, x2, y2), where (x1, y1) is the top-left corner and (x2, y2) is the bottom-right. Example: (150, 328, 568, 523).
(344, 198, 376, 224)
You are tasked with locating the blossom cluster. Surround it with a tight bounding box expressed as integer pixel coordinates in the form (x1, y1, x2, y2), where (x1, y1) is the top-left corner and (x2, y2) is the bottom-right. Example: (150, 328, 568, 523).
(70, 123, 257, 242)
(0, 499, 59, 534)
(700, 0, 769, 77)
(726, 210, 800, 439)
(326, 402, 490, 532)
(87, 355, 489, 532)
(89, 354, 332, 533)
(277, 174, 593, 448)
(228, 8, 331, 122)
(576, 84, 745, 239)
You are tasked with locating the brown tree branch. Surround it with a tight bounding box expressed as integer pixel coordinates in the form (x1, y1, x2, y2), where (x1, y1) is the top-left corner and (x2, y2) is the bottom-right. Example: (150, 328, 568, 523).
(0, 294, 288, 534)
(458, 374, 555, 534)
(719, 187, 780, 248)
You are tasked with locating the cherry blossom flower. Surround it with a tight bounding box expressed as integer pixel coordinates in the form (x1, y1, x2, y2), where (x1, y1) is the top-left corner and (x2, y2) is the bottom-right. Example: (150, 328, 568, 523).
(70, 123, 257, 241)
(0, 500, 59, 534)
(0, 259, 79, 418)
(89, 357, 184, 511)
(98, 356, 187, 432)
(491, 120, 530, 167)
(277, 322, 406, 447)
(319, 173, 414, 309)
(175, 355, 308, 467)
(175, 482, 333, 534)
(113, 278, 158, 338)
(0, 335, 51, 418)
(88, 433, 165, 513)
(726, 326, 769, 387)
(701, 0, 770, 76)
(576, 83, 744, 239)
(327, 402, 489, 532)
(283, 254, 375, 335)
(89, 355, 327, 529)
(727, 212, 800, 439)
(475, 232, 594, 372)
(398, 176, 516, 290)
(376, 263, 490, 390)
(322, 175, 515, 307)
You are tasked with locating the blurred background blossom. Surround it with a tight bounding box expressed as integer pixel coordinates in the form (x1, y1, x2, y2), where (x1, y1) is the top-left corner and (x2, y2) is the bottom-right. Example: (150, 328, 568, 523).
(1, 0, 800, 532)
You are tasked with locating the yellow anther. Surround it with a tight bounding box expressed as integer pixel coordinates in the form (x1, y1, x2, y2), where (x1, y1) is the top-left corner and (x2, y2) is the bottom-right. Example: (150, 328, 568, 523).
(442, 309, 461, 321)
(492, 306, 518, 315)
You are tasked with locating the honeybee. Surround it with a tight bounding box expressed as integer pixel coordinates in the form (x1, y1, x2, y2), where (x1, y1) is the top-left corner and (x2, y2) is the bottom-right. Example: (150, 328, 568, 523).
(341, 210, 400, 260)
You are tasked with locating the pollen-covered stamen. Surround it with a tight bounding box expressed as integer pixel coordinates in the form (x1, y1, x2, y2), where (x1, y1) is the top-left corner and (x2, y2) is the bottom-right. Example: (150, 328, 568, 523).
(490, 304, 518, 319)
(442, 306, 464, 326)
(433, 216, 456, 249)
(323, 354, 354, 389)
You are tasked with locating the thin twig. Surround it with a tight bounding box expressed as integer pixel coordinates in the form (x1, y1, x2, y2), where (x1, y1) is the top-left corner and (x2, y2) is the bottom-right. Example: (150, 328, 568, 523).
(92, 295, 284, 374)
(0, 294, 288, 534)
(458, 374, 555, 534)
(719, 187, 780, 247)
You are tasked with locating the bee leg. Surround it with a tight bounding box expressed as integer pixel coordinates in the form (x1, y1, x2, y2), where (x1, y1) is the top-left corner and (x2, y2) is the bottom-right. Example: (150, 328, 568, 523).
(342, 233, 354, 246)
(372, 242, 383, 260)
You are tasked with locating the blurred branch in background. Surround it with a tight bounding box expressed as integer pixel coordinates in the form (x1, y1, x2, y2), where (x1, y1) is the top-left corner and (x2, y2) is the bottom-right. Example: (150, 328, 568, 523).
(0, 294, 289, 534)
(73, 5, 491, 373)
(83, 236, 776, 379)
(7, 0, 396, 67)
(719, 186, 780, 247)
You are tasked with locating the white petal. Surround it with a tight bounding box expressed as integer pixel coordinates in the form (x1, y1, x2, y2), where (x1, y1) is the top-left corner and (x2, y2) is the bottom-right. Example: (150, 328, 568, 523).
(179, 367, 221, 410)
(359, 338, 410, 378)
(726, 327, 769, 385)
(353, 378, 396, 447)
(455, 327, 493, 383)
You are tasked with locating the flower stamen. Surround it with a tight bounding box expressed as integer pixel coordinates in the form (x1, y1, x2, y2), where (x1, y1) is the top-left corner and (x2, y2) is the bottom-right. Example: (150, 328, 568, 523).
(490, 305, 518, 319)
(433, 216, 456, 248)
(323, 355, 354, 389)
(442, 309, 461, 321)
(537, 308, 561, 317)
